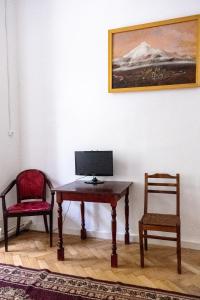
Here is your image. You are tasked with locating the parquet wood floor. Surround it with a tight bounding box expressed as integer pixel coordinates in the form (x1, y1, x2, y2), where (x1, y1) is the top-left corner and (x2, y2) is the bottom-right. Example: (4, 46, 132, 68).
(0, 230, 199, 296)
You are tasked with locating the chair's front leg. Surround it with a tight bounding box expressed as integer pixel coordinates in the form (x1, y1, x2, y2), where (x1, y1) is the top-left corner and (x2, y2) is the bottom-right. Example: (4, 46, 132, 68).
(49, 212, 53, 247)
(43, 215, 49, 233)
(3, 216, 8, 252)
(16, 217, 21, 236)
(177, 225, 181, 274)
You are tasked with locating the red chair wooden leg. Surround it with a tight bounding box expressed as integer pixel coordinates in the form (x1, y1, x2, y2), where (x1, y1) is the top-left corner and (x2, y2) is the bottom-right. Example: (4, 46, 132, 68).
(49, 212, 53, 247)
(16, 217, 21, 236)
(43, 215, 49, 233)
(3, 216, 8, 252)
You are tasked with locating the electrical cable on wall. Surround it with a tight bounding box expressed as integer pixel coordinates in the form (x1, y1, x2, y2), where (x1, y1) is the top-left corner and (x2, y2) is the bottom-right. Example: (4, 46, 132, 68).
(53, 176, 86, 232)
(53, 201, 71, 233)
(4, 0, 13, 137)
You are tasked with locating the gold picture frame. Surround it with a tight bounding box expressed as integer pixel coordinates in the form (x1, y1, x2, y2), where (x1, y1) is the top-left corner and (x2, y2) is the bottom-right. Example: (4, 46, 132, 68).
(108, 15, 200, 92)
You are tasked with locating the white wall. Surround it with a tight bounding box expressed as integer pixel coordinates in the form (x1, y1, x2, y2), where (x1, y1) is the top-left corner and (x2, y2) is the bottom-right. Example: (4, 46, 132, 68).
(16, 0, 200, 247)
(0, 0, 20, 207)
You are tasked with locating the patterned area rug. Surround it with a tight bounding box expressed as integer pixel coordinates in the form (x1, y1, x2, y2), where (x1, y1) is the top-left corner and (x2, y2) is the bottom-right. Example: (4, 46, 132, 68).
(0, 263, 198, 300)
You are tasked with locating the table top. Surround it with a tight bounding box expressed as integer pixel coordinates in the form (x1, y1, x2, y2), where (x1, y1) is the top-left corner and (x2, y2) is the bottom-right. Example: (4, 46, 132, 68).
(53, 180, 132, 196)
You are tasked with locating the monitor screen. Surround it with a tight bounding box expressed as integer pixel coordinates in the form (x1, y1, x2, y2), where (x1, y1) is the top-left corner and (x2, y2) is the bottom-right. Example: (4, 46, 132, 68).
(75, 151, 113, 176)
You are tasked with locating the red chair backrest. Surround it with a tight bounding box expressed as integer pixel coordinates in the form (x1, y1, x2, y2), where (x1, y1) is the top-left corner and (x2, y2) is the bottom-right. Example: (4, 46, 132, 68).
(16, 169, 46, 201)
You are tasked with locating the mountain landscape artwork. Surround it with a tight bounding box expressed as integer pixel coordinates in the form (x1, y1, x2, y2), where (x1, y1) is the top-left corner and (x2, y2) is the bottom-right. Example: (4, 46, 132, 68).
(108, 16, 200, 92)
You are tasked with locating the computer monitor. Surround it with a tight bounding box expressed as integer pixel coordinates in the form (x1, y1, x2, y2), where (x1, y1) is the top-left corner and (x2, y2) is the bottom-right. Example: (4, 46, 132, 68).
(75, 151, 113, 184)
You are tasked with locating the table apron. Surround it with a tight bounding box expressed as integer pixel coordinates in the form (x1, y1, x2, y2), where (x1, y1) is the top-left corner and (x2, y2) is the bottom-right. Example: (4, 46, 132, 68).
(56, 191, 120, 204)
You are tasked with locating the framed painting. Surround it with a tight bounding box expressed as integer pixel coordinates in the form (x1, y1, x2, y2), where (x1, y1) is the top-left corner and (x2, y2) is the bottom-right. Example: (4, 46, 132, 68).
(108, 15, 200, 92)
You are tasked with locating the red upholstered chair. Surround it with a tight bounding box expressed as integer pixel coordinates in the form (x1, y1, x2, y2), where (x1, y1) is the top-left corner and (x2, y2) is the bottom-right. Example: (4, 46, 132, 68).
(0, 169, 55, 251)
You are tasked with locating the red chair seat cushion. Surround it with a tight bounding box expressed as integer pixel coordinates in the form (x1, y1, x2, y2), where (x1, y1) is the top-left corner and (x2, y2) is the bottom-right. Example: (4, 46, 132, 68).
(7, 201, 51, 214)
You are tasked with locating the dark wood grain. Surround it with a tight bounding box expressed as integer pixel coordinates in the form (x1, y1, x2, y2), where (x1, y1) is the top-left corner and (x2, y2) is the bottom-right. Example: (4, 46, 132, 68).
(0, 169, 54, 251)
(57, 192, 64, 261)
(80, 201, 87, 240)
(111, 204, 117, 267)
(124, 188, 130, 244)
(54, 180, 133, 267)
(139, 173, 181, 274)
(53, 181, 132, 197)
(148, 182, 177, 186)
(148, 190, 176, 194)
(147, 173, 177, 179)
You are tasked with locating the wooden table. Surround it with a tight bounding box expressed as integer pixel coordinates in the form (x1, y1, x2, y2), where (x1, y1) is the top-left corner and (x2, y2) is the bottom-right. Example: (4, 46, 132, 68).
(53, 180, 132, 267)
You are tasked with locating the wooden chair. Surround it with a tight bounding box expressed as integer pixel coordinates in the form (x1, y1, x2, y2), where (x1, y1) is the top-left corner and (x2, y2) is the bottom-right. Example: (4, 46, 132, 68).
(139, 173, 181, 274)
(0, 169, 55, 251)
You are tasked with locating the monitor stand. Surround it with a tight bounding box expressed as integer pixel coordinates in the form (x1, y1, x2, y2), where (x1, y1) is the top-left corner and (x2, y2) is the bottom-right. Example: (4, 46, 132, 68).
(84, 177, 104, 185)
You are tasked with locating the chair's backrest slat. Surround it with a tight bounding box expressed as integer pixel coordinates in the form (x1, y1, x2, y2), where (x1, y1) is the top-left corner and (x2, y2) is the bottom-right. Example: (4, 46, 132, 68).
(148, 190, 176, 194)
(148, 182, 177, 187)
(144, 173, 180, 216)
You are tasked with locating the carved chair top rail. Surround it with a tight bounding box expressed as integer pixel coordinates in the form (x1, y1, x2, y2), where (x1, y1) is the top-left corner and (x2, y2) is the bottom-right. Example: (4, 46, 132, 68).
(146, 173, 178, 179)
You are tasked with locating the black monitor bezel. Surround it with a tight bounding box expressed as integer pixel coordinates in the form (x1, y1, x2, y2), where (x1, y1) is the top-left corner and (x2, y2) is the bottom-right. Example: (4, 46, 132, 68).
(75, 151, 113, 176)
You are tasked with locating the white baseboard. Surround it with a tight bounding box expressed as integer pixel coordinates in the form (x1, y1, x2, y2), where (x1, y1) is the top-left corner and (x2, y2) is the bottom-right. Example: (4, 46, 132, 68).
(30, 224, 200, 250)
(131, 234, 200, 250)
(0, 219, 32, 241)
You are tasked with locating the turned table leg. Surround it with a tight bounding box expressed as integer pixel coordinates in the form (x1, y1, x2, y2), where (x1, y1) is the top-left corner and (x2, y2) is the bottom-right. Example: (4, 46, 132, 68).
(57, 192, 64, 260)
(125, 188, 130, 244)
(80, 201, 87, 240)
(111, 203, 118, 267)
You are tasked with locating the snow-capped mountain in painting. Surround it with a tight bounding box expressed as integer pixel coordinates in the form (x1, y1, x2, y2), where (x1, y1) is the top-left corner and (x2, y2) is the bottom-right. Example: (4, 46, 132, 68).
(113, 41, 195, 71)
